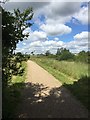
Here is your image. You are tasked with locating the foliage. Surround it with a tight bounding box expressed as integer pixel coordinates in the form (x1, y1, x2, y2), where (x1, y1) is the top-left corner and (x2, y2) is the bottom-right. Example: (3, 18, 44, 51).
(56, 48, 89, 63)
(75, 51, 89, 63)
(8, 53, 29, 76)
(2, 7, 33, 87)
(45, 50, 51, 56)
(2, 6, 33, 118)
(56, 48, 62, 56)
(56, 48, 75, 61)
(31, 51, 35, 55)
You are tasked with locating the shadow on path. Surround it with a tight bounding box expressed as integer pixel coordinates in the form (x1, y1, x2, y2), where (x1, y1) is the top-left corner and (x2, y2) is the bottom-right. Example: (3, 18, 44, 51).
(14, 82, 88, 118)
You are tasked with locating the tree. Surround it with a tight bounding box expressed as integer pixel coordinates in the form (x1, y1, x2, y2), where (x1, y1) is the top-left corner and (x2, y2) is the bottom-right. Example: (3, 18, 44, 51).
(31, 51, 35, 55)
(45, 50, 51, 56)
(56, 48, 75, 61)
(75, 50, 88, 63)
(2, 7, 34, 87)
(56, 48, 61, 56)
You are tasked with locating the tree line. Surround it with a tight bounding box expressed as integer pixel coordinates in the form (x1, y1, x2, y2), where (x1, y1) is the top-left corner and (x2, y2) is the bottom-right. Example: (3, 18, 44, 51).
(41, 48, 90, 63)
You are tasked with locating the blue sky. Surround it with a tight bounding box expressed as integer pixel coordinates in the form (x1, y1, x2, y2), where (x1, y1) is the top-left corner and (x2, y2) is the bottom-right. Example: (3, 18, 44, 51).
(3, 0, 90, 54)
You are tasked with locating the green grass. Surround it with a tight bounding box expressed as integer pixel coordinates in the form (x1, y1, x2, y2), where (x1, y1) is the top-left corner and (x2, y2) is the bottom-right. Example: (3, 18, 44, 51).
(3, 61, 27, 118)
(31, 57, 89, 110)
(31, 57, 88, 82)
(11, 61, 27, 84)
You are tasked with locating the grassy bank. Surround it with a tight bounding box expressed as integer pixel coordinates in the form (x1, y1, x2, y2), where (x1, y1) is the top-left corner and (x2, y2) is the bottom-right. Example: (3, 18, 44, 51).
(3, 61, 27, 118)
(31, 57, 89, 110)
(31, 57, 88, 82)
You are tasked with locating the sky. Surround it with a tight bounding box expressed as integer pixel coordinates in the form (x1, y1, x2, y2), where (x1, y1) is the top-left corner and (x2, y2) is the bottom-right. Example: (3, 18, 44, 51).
(2, 0, 90, 54)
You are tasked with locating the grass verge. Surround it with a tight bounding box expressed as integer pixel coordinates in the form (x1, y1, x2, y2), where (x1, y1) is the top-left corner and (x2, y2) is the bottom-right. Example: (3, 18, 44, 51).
(3, 61, 27, 118)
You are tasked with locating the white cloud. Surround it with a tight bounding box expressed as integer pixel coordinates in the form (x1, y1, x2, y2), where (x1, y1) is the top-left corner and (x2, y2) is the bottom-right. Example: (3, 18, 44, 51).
(30, 41, 42, 47)
(23, 27, 31, 34)
(3, 1, 89, 25)
(74, 6, 88, 24)
(43, 40, 64, 47)
(74, 31, 88, 40)
(12, 1, 89, 54)
(54, 37, 59, 41)
(45, 17, 71, 24)
(2, 1, 49, 13)
(15, 39, 65, 54)
(15, 31, 89, 54)
(28, 31, 47, 41)
(39, 2, 89, 27)
(65, 31, 89, 53)
(32, 31, 47, 39)
(40, 23, 72, 36)
(22, 43, 26, 45)
(46, 2, 80, 17)
(41, 2, 81, 24)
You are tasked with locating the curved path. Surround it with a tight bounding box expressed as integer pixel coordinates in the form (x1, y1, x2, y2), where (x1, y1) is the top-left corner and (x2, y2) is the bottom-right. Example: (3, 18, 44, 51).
(15, 60, 88, 118)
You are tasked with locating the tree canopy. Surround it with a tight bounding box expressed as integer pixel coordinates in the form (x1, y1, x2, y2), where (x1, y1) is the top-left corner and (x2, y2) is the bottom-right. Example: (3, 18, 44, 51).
(45, 50, 51, 56)
(56, 48, 74, 61)
(2, 7, 33, 87)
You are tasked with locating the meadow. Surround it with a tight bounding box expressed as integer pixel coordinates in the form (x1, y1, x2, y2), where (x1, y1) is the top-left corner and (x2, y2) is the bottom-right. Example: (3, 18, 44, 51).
(31, 56, 89, 110)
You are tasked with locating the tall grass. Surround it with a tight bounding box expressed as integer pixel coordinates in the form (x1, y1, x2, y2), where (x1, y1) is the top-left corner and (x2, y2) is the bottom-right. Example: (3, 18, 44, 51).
(32, 57, 88, 80)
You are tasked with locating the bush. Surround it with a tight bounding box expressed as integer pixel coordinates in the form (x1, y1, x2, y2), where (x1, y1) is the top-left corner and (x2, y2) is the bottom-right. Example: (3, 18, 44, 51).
(75, 51, 89, 63)
(56, 48, 75, 61)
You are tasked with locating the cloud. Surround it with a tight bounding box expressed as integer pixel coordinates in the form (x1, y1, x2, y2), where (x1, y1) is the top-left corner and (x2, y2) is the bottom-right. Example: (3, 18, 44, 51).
(74, 6, 89, 24)
(3, 1, 89, 26)
(2, 2, 49, 13)
(15, 39, 64, 54)
(40, 2, 81, 24)
(15, 30, 89, 54)
(40, 23, 72, 36)
(63, 44, 87, 53)
(22, 42, 26, 45)
(54, 37, 59, 41)
(3, 1, 89, 25)
(39, 2, 89, 26)
(74, 31, 88, 39)
(32, 31, 47, 39)
(30, 41, 42, 47)
(43, 40, 64, 47)
(23, 27, 31, 34)
(28, 31, 47, 41)
(46, 2, 80, 17)
(23, 27, 47, 41)
(6, 1, 89, 54)
(66, 31, 89, 53)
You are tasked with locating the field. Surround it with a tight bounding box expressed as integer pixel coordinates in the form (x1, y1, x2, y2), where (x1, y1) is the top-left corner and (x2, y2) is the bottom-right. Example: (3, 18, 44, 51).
(31, 57, 89, 110)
